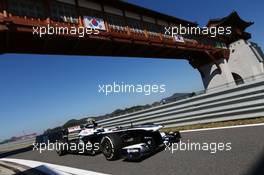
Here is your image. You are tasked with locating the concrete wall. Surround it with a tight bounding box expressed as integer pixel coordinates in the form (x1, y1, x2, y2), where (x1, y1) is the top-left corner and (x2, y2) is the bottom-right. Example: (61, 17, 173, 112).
(228, 39, 264, 83)
(198, 39, 264, 91)
(198, 58, 234, 91)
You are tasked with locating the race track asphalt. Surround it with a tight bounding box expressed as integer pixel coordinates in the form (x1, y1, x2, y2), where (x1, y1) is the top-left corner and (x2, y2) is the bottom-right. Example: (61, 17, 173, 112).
(3, 124, 264, 175)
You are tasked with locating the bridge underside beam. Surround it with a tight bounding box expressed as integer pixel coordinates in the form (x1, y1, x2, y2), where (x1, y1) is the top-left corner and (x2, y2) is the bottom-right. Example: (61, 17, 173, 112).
(0, 18, 229, 68)
(0, 30, 228, 68)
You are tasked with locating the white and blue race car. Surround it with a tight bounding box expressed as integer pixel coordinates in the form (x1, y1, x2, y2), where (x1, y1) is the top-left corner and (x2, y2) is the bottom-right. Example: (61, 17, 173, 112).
(56, 121, 181, 161)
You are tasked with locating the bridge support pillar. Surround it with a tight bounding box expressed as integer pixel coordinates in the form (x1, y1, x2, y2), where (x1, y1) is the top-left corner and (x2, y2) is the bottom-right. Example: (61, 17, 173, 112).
(198, 58, 234, 92)
(198, 39, 264, 92)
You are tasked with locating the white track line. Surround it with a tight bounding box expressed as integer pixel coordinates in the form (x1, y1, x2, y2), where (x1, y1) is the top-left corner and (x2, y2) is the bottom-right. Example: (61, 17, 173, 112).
(181, 122, 264, 133)
(1, 158, 109, 175)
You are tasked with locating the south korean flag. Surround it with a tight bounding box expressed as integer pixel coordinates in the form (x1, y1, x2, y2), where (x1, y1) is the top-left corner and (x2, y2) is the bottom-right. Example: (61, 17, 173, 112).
(83, 16, 106, 31)
(174, 35, 185, 43)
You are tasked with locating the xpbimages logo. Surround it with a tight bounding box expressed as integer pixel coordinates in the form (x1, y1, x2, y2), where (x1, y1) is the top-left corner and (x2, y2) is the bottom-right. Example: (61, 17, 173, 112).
(164, 24, 232, 38)
(165, 140, 232, 154)
(98, 82, 166, 96)
(32, 24, 100, 38)
(33, 140, 100, 154)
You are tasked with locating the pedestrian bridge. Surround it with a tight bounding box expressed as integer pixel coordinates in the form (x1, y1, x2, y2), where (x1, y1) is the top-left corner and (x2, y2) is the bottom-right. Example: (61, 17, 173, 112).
(0, 0, 263, 90)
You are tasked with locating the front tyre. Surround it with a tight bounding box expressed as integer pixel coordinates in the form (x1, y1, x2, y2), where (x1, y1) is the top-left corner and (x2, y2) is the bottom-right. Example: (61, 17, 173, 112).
(100, 134, 123, 161)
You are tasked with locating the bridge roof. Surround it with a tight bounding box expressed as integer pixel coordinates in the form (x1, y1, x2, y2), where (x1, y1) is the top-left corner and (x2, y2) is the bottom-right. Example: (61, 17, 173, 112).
(207, 11, 253, 30)
(93, 0, 197, 26)
(207, 11, 253, 43)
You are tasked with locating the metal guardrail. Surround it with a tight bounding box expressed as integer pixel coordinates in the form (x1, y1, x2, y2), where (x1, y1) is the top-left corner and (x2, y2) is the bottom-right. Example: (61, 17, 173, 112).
(97, 75, 264, 128)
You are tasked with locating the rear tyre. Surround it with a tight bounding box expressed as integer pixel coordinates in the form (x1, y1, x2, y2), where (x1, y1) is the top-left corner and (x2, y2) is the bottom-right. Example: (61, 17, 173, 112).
(100, 134, 123, 161)
(56, 140, 68, 156)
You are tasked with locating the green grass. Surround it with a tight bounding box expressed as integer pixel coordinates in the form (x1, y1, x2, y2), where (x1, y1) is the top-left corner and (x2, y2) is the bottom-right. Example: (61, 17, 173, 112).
(162, 117, 264, 132)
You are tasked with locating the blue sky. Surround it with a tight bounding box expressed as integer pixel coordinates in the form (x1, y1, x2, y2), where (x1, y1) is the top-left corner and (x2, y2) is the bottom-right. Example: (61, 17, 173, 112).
(0, 0, 263, 140)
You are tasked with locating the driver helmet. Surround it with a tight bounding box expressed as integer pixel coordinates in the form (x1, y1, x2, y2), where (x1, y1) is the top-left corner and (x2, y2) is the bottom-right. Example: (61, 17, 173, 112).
(86, 118, 98, 128)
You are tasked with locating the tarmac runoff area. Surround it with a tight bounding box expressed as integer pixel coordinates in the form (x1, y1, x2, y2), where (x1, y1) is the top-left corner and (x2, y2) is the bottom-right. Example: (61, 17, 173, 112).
(0, 123, 263, 175)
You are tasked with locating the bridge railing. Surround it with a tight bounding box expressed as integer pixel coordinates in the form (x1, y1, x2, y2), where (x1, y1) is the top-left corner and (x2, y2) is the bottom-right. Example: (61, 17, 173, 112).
(0, 2, 228, 56)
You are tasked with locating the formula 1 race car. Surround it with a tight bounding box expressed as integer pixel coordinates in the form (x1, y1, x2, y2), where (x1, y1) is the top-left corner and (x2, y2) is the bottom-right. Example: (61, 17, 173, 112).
(55, 120, 181, 161)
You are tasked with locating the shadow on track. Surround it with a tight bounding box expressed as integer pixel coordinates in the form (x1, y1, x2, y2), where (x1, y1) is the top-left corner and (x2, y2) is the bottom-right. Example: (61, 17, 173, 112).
(245, 151, 264, 175)
(122, 146, 165, 163)
(0, 146, 33, 158)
